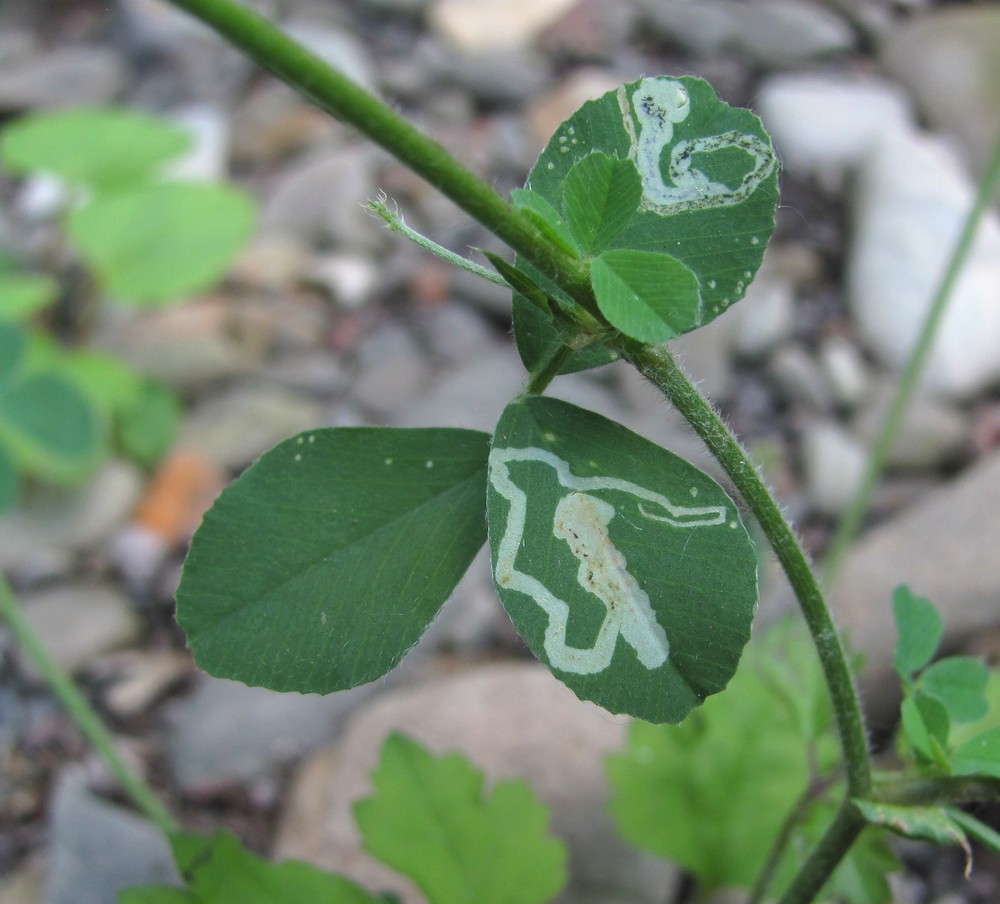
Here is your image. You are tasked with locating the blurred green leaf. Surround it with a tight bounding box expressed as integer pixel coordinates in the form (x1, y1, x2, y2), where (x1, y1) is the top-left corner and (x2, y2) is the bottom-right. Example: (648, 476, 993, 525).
(67, 182, 256, 304)
(900, 692, 951, 766)
(951, 727, 1000, 779)
(919, 657, 989, 724)
(116, 380, 181, 468)
(0, 106, 190, 191)
(0, 273, 59, 321)
(120, 829, 386, 903)
(0, 371, 100, 482)
(355, 733, 567, 904)
(893, 586, 942, 678)
(0, 322, 28, 386)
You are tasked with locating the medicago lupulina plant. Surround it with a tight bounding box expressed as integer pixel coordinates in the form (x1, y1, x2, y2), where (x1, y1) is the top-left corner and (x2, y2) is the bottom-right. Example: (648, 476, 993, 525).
(14, 1, 994, 902)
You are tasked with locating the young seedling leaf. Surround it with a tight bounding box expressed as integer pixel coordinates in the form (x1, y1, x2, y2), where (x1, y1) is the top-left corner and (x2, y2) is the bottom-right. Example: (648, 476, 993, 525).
(0, 372, 101, 482)
(355, 733, 567, 904)
(511, 188, 580, 256)
(919, 656, 989, 724)
(900, 692, 951, 766)
(488, 396, 757, 722)
(116, 380, 181, 469)
(512, 291, 620, 375)
(951, 727, 1000, 779)
(0, 273, 58, 321)
(67, 183, 255, 304)
(893, 585, 942, 678)
(176, 428, 490, 693)
(120, 829, 386, 904)
(514, 75, 778, 373)
(590, 249, 700, 343)
(562, 152, 641, 254)
(0, 107, 191, 191)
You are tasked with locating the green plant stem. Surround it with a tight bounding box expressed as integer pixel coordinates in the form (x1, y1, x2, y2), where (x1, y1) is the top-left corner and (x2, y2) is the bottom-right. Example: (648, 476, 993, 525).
(776, 801, 865, 904)
(165, 0, 594, 316)
(871, 773, 1000, 807)
(823, 127, 1000, 583)
(748, 783, 817, 904)
(0, 576, 178, 835)
(621, 340, 872, 800)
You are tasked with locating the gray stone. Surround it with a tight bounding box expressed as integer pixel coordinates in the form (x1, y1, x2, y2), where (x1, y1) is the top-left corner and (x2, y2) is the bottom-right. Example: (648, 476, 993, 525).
(94, 301, 262, 391)
(416, 302, 496, 365)
(43, 767, 179, 904)
(17, 585, 140, 679)
(283, 21, 377, 92)
(0, 46, 123, 110)
(801, 420, 867, 517)
(669, 313, 736, 401)
(831, 451, 1000, 713)
(351, 325, 432, 417)
(262, 352, 348, 396)
(273, 662, 677, 904)
(882, 7, 1000, 180)
(430, 47, 552, 105)
(396, 345, 527, 431)
(757, 73, 912, 185)
(260, 146, 381, 250)
(0, 461, 145, 573)
(847, 124, 1000, 399)
(852, 382, 970, 470)
(732, 274, 795, 361)
(768, 344, 835, 414)
(638, 0, 738, 55)
(731, 1, 855, 66)
(179, 383, 325, 469)
(167, 674, 386, 792)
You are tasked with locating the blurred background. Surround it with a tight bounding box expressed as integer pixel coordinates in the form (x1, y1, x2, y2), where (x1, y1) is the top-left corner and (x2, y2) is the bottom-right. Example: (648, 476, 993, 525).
(1, 1, 1000, 902)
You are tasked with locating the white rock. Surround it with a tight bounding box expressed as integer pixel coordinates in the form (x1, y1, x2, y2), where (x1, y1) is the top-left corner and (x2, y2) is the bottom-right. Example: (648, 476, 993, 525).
(273, 662, 677, 903)
(758, 73, 912, 184)
(303, 253, 379, 309)
(429, 0, 578, 52)
(638, 0, 739, 55)
(164, 105, 231, 182)
(847, 123, 1000, 399)
(801, 420, 867, 516)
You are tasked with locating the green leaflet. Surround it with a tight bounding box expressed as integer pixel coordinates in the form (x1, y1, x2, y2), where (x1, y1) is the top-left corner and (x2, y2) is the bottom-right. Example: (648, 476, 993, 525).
(487, 395, 757, 722)
(177, 427, 490, 694)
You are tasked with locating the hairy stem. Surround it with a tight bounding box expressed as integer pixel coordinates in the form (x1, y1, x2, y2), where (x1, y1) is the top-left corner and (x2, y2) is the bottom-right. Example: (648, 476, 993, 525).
(620, 340, 872, 801)
(823, 127, 1000, 583)
(776, 802, 865, 904)
(0, 577, 177, 835)
(165, 0, 595, 314)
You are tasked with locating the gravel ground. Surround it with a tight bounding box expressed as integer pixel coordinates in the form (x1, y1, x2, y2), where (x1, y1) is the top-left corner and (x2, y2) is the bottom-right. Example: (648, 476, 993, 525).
(2, 1, 1000, 902)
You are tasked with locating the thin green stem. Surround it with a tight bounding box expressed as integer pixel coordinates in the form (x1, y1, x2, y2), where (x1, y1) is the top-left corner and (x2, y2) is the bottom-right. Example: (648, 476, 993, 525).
(165, 0, 594, 314)
(823, 127, 1000, 583)
(0, 576, 177, 835)
(748, 783, 818, 904)
(367, 194, 508, 287)
(776, 801, 865, 904)
(620, 341, 872, 799)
